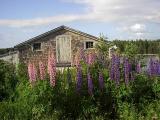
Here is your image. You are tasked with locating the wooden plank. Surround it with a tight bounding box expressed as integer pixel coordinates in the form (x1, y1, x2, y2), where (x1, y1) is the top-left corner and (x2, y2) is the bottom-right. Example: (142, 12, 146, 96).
(56, 35, 71, 63)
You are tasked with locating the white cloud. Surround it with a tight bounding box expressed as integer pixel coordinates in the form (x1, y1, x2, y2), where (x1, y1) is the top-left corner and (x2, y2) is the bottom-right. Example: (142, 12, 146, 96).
(116, 23, 146, 33)
(130, 24, 146, 33)
(0, 15, 81, 27)
(67, 0, 160, 23)
(116, 23, 147, 39)
(0, 0, 160, 27)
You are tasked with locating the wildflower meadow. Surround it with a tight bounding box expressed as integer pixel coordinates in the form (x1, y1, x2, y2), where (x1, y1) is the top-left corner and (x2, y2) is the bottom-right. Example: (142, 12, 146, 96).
(0, 42, 160, 120)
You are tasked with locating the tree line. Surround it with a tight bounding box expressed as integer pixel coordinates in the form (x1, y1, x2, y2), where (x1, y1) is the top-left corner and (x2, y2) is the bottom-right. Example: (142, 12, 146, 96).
(112, 39, 160, 54)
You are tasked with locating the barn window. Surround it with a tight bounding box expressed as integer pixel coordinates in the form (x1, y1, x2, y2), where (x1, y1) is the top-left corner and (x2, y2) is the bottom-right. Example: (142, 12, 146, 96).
(32, 43, 41, 51)
(85, 41, 94, 49)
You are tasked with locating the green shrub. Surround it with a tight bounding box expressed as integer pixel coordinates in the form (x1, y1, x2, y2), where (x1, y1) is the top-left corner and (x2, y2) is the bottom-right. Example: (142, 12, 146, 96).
(0, 60, 18, 101)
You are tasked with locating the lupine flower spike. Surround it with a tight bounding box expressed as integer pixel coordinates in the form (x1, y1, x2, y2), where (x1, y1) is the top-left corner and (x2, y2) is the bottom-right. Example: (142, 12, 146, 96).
(110, 54, 115, 80)
(147, 58, 155, 76)
(48, 52, 56, 87)
(28, 62, 37, 84)
(28, 62, 33, 83)
(114, 55, 120, 85)
(76, 65, 82, 93)
(109, 54, 120, 85)
(39, 61, 45, 80)
(87, 70, 93, 95)
(47, 51, 51, 74)
(79, 47, 85, 61)
(87, 52, 95, 65)
(74, 53, 80, 67)
(124, 58, 129, 85)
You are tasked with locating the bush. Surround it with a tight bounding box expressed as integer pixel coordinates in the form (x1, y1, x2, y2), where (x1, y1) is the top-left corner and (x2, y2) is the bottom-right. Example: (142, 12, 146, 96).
(0, 60, 18, 101)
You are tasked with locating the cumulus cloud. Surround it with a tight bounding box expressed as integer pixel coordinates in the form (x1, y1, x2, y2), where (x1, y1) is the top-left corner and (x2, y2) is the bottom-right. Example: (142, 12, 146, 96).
(116, 23, 146, 33)
(130, 24, 146, 33)
(0, 0, 160, 27)
(116, 23, 148, 39)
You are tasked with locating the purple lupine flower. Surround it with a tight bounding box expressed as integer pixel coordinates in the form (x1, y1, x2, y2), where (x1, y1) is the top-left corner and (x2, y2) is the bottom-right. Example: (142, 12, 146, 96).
(87, 71, 93, 95)
(76, 65, 82, 93)
(109, 54, 120, 85)
(158, 62, 160, 75)
(136, 62, 141, 74)
(110, 54, 115, 80)
(154, 60, 159, 75)
(129, 63, 132, 73)
(147, 58, 154, 76)
(114, 55, 120, 85)
(124, 58, 129, 85)
(99, 71, 104, 90)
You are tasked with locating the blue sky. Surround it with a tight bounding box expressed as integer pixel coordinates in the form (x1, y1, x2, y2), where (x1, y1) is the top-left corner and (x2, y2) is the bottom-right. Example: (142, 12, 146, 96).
(0, 0, 160, 48)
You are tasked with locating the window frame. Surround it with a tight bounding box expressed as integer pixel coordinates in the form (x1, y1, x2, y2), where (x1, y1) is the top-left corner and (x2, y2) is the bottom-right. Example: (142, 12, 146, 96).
(84, 41, 94, 49)
(32, 42, 42, 51)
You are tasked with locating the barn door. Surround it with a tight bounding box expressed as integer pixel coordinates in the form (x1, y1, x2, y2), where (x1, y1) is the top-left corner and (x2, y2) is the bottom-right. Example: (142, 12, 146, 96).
(56, 35, 71, 63)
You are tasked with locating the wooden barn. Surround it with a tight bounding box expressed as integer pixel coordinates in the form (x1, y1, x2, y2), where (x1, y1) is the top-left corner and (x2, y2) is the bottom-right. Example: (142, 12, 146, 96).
(10, 25, 100, 67)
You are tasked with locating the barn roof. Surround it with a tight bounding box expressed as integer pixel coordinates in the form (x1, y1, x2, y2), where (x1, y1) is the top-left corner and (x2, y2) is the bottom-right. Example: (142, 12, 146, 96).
(14, 25, 99, 48)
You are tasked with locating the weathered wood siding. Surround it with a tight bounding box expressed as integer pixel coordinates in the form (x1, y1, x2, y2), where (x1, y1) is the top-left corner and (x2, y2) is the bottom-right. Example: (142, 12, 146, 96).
(18, 29, 98, 67)
(56, 35, 71, 63)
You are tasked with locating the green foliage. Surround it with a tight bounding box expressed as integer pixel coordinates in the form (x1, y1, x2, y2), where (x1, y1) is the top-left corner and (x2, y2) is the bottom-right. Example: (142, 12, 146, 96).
(0, 60, 18, 101)
(95, 37, 112, 65)
(0, 60, 160, 119)
(124, 42, 138, 58)
(118, 102, 138, 120)
(95, 37, 109, 57)
(113, 39, 160, 54)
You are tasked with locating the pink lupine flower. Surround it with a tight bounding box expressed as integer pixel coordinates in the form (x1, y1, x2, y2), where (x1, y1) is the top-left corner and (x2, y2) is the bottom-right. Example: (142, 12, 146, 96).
(47, 51, 51, 74)
(39, 61, 45, 80)
(74, 53, 80, 67)
(48, 52, 56, 87)
(28, 62, 33, 83)
(79, 47, 85, 61)
(74, 48, 85, 67)
(32, 63, 37, 82)
(28, 62, 37, 84)
(86, 52, 95, 65)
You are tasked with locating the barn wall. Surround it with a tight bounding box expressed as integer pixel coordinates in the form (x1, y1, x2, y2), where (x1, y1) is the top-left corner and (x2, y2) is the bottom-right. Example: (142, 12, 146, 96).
(18, 30, 98, 67)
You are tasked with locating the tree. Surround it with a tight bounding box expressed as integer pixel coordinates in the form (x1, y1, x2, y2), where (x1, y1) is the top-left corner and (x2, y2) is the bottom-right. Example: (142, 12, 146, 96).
(124, 43, 138, 58)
